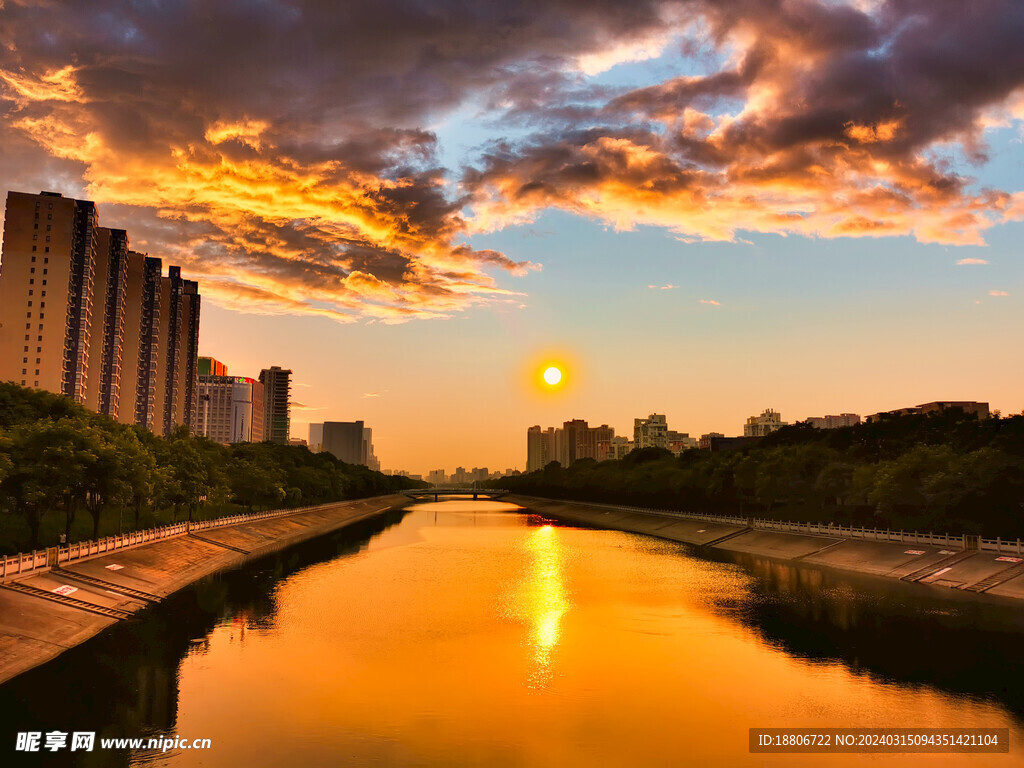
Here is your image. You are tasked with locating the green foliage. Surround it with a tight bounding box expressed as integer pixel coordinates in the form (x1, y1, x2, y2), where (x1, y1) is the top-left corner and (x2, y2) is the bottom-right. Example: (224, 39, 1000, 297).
(0, 382, 425, 553)
(493, 411, 1024, 538)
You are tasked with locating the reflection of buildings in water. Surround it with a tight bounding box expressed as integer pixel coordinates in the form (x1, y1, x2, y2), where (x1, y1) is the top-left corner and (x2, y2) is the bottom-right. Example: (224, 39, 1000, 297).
(521, 525, 570, 689)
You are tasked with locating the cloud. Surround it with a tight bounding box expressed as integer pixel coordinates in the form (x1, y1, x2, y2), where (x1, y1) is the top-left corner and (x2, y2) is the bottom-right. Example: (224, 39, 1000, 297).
(362, 392, 381, 398)
(989, 290, 1010, 296)
(648, 283, 677, 290)
(464, 1, 1024, 246)
(699, 299, 721, 306)
(957, 258, 989, 265)
(289, 401, 327, 411)
(2, 0, 1023, 324)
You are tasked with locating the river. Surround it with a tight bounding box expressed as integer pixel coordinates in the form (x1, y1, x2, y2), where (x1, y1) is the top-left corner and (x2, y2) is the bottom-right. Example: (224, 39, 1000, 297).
(2, 500, 1023, 766)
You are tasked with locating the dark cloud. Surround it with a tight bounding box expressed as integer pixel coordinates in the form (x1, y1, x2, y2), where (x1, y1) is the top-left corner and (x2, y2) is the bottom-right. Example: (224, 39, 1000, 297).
(1, 0, 1022, 321)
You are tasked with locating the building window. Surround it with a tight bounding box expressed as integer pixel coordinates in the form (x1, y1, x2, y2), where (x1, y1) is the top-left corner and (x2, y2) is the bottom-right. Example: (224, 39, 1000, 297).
(22, 357, 27, 364)
(23, 346, 28, 352)
(34, 370, 39, 376)
(35, 359, 40, 364)
(32, 246, 37, 252)
(36, 347, 41, 353)
(24, 335, 29, 341)
(31, 256, 36, 263)
(22, 370, 26, 375)
(44, 247, 49, 253)
(26, 312, 31, 318)
(44, 257, 48, 263)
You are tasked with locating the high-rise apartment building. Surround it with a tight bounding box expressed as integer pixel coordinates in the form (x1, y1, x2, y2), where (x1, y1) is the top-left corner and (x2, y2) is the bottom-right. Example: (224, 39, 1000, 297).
(197, 375, 265, 444)
(634, 414, 669, 449)
(118, 252, 163, 431)
(260, 366, 292, 444)
(744, 408, 788, 437)
(84, 227, 129, 418)
(528, 420, 618, 469)
(0, 191, 201, 435)
(0, 191, 98, 400)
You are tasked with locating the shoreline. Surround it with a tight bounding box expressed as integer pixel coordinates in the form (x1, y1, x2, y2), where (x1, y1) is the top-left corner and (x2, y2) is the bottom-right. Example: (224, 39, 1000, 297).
(0, 495, 408, 686)
(509, 495, 1024, 603)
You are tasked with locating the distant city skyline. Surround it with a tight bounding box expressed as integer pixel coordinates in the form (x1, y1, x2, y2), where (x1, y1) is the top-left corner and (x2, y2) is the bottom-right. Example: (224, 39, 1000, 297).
(1, 2, 1022, 474)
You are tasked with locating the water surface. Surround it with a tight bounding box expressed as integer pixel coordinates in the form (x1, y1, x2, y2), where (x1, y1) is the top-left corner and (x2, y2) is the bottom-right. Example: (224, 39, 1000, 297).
(3, 501, 1022, 766)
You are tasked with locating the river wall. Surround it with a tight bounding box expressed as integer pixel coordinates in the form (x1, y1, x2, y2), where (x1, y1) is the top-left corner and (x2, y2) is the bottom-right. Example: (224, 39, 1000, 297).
(0, 495, 408, 685)
(509, 495, 1024, 603)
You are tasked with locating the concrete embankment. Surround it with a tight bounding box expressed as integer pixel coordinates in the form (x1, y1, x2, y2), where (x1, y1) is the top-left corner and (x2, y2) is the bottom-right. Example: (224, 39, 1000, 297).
(0, 495, 408, 685)
(510, 496, 1024, 602)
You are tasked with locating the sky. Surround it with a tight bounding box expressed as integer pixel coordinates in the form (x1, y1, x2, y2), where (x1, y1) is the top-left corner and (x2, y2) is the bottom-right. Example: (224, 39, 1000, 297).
(1, 0, 1022, 475)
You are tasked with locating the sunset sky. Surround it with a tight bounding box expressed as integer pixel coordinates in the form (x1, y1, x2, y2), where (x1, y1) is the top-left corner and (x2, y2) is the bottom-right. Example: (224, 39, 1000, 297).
(1, 0, 1022, 474)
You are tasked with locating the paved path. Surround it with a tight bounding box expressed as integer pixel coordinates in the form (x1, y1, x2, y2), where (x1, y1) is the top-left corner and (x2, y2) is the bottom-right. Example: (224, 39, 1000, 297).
(0, 495, 407, 685)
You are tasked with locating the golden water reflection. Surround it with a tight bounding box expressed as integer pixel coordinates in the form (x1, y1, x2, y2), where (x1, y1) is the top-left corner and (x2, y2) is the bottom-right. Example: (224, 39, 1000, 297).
(518, 524, 570, 688)
(143, 504, 1024, 767)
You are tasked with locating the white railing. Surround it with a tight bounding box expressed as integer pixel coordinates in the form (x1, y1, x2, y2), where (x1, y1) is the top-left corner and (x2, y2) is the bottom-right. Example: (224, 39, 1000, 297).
(0, 495, 397, 582)
(511, 494, 1022, 553)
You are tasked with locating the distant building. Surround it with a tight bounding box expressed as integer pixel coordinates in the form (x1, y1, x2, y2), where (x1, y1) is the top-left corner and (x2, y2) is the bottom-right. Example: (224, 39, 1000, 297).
(322, 420, 365, 464)
(259, 366, 291, 443)
(698, 432, 725, 450)
(706, 436, 760, 453)
(196, 375, 265, 445)
(362, 427, 380, 471)
(806, 413, 861, 429)
(666, 430, 698, 453)
(865, 401, 990, 423)
(634, 414, 669, 450)
(427, 469, 447, 485)
(598, 435, 633, 461)
(744, 409, 787, 437)
(198, 357, 228, 376)
(288, 437, 307, 447)
(308, 423, 324, 453)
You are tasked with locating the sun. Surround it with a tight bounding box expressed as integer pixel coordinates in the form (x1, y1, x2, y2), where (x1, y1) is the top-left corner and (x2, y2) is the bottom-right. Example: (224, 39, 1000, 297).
(543, 366, 562, 386)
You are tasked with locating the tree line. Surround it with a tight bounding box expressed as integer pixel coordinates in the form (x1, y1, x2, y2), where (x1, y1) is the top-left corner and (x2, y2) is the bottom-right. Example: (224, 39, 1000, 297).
(0, 382, 424, 553)
(493, 409, 1024, 538)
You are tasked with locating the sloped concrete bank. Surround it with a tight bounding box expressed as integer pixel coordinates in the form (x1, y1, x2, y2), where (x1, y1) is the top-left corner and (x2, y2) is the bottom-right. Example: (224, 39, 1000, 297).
(510, 495, 1024, 602)
(0, 495, 408, 685)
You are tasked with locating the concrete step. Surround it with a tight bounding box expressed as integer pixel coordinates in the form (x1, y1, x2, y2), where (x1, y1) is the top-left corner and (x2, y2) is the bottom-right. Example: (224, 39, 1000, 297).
(51, 567, 163, 603)
(188, 533, 251, 554)
(964, 561, 1024, 593)
(900, 550, 974, 582)
(1, 582, 134, 620)
(701, 528, 751, 547)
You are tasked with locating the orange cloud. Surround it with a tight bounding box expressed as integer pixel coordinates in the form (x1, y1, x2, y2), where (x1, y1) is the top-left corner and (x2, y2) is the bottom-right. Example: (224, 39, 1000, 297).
(957, 258, 989, 265)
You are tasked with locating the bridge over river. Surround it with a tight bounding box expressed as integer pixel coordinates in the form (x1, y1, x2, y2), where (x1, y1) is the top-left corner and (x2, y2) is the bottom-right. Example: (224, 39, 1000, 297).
(402, 488, 509, 502)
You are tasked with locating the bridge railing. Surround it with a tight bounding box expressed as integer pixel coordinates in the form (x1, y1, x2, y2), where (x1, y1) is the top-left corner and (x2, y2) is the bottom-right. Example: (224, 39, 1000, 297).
(507, 494, 1019, 552)
(0, 495, 400, 582)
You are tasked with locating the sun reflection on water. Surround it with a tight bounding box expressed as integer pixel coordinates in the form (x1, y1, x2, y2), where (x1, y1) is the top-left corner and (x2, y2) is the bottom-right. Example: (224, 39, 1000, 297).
(520, 524, 570, 689)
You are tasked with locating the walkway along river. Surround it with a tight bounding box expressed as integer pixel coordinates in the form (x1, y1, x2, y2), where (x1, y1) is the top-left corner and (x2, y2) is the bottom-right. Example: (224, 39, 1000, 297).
(1, 499, 1023, 766)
